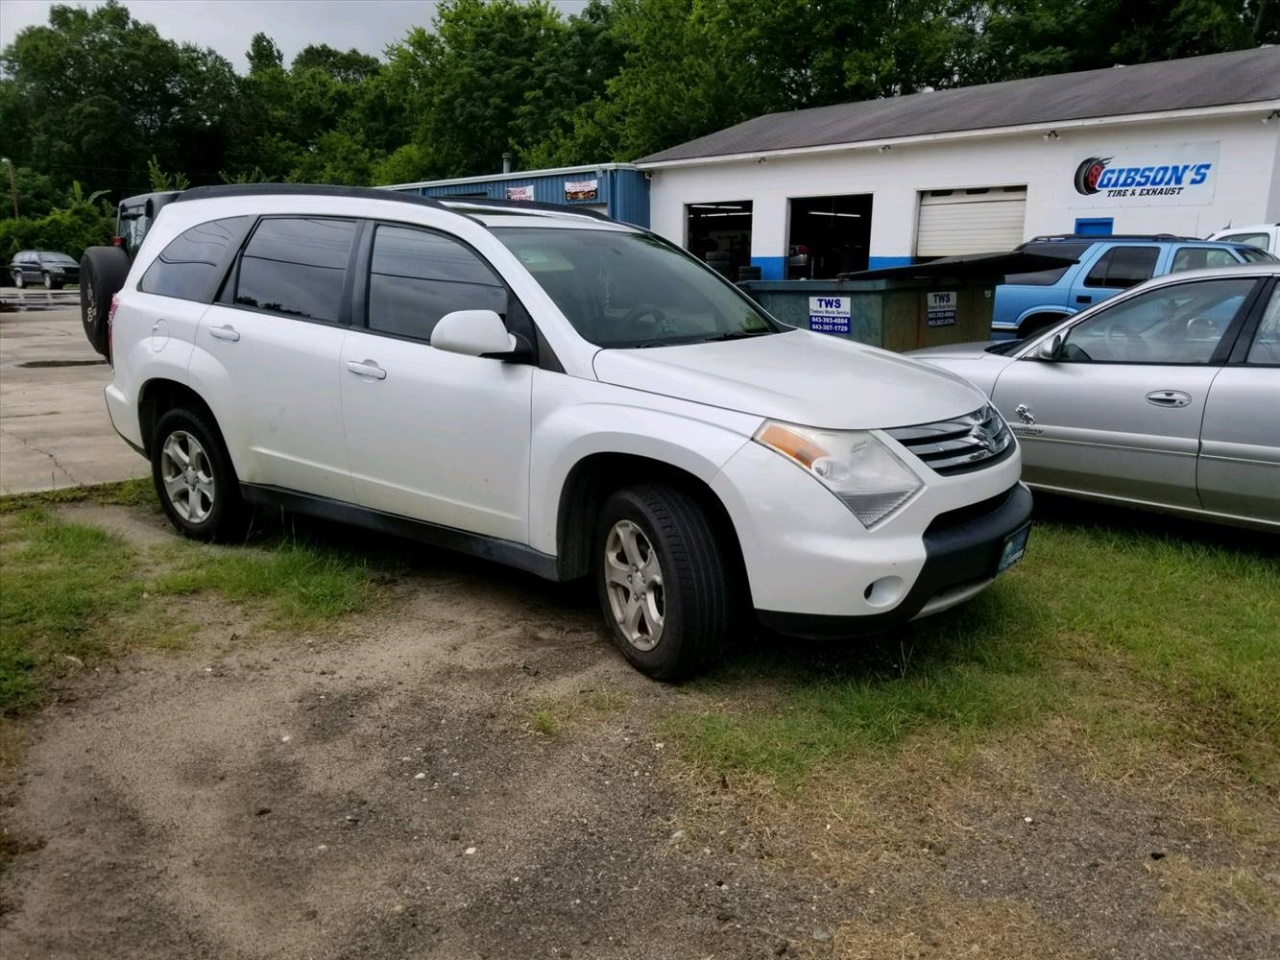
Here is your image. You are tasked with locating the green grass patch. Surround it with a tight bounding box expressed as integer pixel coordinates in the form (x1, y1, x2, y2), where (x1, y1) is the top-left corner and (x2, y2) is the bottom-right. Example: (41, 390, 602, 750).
(0, 478, 155, 515)
(0, 507, 382, 714)
(666, 520, 1280, 790)
(0, 508, 144, 713)
(152, 541, 379, 629)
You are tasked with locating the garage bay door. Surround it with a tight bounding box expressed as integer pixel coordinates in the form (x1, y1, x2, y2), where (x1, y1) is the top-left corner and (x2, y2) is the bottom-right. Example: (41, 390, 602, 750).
(916, 186, 1028, 257)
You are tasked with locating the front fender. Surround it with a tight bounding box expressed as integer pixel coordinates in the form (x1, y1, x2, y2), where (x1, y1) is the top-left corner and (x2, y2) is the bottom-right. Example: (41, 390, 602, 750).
(527, 373, 759, 555)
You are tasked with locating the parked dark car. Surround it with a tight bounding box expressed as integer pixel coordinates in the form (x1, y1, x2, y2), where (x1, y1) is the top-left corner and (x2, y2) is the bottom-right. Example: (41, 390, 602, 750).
(9, 250, 80, 289)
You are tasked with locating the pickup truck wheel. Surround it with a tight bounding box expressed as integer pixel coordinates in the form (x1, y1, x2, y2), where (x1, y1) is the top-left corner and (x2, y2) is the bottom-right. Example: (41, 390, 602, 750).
(595, 484, 735, 681)
(80, 246, 130, 358)
(152, 408, 246, 543)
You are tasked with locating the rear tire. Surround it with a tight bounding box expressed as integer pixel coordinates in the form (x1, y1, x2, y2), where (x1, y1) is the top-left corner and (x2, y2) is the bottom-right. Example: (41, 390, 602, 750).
(594, 484, 738, 681)
(151, 408, 247, 543)
(80, 246, 130, 358)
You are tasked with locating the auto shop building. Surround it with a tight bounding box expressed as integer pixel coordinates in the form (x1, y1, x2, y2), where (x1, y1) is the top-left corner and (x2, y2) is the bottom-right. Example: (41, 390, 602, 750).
(633, 47, 1280, 281)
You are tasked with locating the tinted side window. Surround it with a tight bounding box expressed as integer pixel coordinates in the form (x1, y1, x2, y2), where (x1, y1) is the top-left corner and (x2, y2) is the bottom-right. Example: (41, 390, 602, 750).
(236, 218, 356, 323)
(366, 224, 508, 341)
(140, 216, 251, 302)
(1004, 242, 1091, 286)
(1084, 246, 1159, 289)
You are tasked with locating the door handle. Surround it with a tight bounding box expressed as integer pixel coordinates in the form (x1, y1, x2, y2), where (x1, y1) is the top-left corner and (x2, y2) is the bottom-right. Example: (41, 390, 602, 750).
(209, 325, 240, 342)
(1146, 390, 1191, 408)
(346, 359, 387, 380)
(1075, 295, 1092, 304)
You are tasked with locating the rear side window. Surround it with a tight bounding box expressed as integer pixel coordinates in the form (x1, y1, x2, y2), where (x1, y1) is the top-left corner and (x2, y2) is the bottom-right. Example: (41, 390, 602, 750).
(1084, 246, 1159, 289)
(1005, 241, 1091, 285)
(1238, 247, 1276, 264)
(366, 224, 508, 341)
(235, 218, 357, 323)
(1169, 246, 1239, 274)
(140, 216, 251, 302)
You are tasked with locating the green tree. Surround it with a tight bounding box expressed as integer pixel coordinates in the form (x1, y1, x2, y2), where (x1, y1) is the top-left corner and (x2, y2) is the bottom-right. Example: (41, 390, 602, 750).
(0, 0, 237, 201)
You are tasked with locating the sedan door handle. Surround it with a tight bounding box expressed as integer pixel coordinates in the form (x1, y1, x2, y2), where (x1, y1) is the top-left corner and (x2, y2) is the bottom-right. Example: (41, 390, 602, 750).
(346, 359, 387, 380)
(1146, 390, 1191, 408)
(209, 325, 240, 342)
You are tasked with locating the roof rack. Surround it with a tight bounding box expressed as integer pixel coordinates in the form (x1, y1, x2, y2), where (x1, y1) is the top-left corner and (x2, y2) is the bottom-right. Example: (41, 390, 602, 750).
(438, 197, 617, 223)
(1023, 233, 1193, 243)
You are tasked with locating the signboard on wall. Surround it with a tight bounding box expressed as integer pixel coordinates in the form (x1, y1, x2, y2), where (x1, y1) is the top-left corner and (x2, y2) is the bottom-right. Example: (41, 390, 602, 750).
(808, 296, 851, 335)
(1071, 142, 1219, 206)
(565, 179, 599, 201)
(926, 291, 957, 327)
(506, 186, 534, 201)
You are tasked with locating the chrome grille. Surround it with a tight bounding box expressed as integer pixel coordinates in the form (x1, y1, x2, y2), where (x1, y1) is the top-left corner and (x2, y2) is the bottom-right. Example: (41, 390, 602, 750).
(886, 404, 1013, 476)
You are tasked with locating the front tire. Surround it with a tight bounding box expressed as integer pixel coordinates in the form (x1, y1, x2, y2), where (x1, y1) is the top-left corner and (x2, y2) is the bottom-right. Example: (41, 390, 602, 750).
(42, 272, 61, 290)
(151, 408, 246, 542)
(594, 484, 737, 681)
(13, 270, 24, 289)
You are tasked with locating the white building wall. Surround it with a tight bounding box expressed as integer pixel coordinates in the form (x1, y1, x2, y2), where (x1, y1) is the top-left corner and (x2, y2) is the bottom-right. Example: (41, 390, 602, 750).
(644, 112, 1280, 275)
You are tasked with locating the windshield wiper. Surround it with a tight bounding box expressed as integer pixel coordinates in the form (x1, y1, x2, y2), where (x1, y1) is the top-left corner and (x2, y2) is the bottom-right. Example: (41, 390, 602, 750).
(685, 330, 774, 344)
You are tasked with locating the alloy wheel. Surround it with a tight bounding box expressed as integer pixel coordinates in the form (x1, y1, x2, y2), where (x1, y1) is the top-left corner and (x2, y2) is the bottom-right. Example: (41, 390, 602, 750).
(603, 519, 665, 651)
(159, 430, 216, 524)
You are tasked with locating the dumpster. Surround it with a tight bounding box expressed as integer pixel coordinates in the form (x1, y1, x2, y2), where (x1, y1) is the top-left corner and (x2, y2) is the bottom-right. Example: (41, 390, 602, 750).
(737, 251, 1076, 351)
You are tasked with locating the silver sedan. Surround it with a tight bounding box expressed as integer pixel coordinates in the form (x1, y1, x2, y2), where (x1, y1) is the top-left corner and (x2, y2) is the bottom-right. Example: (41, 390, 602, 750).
(911, 263, 1280, 531)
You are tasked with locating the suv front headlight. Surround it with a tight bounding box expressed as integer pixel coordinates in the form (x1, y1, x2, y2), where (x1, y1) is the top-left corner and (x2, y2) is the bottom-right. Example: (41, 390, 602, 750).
(755, 421, 923, 527)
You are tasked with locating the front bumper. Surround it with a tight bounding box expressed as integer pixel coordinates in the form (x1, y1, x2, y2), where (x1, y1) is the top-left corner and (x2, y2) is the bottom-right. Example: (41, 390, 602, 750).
(757, 483, 1033, 638)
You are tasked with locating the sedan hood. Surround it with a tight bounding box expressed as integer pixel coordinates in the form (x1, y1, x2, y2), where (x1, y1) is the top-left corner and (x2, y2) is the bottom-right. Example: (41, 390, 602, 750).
(591, 330, 988, 430)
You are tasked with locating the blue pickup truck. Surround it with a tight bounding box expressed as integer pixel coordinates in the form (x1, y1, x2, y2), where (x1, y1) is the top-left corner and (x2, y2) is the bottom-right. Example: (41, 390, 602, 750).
(991, 234, 1275, 338)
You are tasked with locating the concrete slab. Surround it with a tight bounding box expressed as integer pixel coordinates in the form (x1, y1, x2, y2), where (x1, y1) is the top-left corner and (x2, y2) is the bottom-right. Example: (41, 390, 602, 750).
(0, 307, 150, 495)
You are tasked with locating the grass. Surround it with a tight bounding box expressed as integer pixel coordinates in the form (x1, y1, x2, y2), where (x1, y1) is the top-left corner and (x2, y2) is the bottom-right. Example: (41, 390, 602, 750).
(0, 502, 382, 715)
(0, 478, 154, 515)
(665, 516, 1280, 791)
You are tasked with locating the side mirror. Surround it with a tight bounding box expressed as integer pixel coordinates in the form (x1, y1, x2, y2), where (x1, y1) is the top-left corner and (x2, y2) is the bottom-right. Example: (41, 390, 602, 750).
(431, 310, 530, 361)
(1037, 333, 1063, 361)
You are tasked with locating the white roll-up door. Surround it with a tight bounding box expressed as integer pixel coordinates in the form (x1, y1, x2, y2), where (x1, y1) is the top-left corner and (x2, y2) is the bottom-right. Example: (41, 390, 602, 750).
(916, 186, 1027, 257)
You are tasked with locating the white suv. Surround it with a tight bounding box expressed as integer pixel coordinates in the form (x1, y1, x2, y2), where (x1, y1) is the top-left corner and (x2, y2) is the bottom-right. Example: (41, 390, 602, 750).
(104, 184, 1031, 679)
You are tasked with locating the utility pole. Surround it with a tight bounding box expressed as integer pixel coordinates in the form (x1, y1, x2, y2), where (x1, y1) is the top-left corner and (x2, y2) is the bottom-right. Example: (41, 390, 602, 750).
(0, 158, 17, 219)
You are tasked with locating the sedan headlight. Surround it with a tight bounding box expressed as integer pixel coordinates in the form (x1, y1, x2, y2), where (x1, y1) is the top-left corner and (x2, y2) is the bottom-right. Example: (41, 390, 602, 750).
(755, 421, 923, 527)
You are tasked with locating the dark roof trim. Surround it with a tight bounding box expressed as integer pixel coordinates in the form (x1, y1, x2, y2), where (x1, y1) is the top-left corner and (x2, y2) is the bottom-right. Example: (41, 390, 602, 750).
(840, 251, 1080, 282)
(636, 47, 1280, 166)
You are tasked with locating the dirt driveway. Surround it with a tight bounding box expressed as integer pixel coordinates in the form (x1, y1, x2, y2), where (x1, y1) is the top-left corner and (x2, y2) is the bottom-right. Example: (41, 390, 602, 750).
(1, 502, 1277, 960)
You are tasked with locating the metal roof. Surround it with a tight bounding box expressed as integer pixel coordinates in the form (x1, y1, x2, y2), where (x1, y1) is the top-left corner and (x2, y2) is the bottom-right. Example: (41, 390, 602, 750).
(635, 47, 1280, 166)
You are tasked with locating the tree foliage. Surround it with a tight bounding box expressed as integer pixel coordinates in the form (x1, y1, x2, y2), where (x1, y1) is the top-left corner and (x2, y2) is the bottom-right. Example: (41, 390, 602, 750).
(0, 0, 1274, 205)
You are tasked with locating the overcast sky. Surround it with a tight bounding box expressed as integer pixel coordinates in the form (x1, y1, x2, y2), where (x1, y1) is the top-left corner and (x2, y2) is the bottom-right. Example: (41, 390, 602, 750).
(0, 0, 593, 72)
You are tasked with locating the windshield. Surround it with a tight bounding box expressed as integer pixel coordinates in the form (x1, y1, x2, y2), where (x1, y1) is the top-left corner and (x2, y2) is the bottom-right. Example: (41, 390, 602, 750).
(493, 227, 780, 347)
(39, 252, 76, 265)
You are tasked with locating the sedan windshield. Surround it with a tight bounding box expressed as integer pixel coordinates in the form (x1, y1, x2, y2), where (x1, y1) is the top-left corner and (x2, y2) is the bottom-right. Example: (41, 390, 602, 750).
(493, 227, 780, 347)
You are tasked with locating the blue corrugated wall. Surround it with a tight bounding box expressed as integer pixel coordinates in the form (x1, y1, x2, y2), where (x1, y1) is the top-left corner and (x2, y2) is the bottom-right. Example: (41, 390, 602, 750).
(392, 168, 650, 227)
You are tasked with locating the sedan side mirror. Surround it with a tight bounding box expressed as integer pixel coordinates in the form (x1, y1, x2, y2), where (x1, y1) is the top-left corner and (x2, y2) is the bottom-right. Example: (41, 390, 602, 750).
(431, 310, 530, 361)
(1036, 333, 1063, 361)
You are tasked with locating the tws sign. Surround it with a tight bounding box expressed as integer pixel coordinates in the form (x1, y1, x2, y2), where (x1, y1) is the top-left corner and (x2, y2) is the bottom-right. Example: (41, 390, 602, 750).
(1071, 142, 1219, 206)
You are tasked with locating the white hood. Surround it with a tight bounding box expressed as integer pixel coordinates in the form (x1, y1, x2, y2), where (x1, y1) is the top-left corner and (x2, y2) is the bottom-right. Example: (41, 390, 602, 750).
(591, 330, 988, 430)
